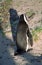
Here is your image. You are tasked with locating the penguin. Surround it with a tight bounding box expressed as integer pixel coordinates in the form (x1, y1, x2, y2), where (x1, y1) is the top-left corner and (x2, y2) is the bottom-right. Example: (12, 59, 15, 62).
(15, 14, 33, 55)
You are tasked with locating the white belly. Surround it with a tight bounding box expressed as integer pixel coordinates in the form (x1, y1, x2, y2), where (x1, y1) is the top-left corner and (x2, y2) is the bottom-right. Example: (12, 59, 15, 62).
(26, 34, 29, 51)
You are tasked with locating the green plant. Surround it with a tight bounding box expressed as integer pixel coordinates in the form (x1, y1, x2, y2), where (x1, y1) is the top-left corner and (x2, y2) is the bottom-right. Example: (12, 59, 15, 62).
(6, 0, 12, 3)
(0, 0, 12, 36)
(0, 0, 2, 2)
(32, 26, 42, 41)
(35, 26, 42, 32)
(32, 30, 38, 41)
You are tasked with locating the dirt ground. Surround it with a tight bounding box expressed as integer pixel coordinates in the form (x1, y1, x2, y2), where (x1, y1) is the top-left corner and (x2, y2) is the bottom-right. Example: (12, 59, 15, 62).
(0, 0, 42, 65)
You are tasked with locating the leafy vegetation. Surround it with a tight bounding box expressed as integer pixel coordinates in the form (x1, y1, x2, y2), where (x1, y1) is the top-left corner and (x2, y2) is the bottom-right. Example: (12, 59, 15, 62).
(0, 0, 12, 35)
(0, 0, 12, 37)
(32, 26, 42, 41)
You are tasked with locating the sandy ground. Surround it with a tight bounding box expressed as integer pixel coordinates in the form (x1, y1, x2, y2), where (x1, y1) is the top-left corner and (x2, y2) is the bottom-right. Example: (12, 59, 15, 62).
(12, 0, 42, 15)
(0, 32, 42, 65)
(0, 0, 42, 65)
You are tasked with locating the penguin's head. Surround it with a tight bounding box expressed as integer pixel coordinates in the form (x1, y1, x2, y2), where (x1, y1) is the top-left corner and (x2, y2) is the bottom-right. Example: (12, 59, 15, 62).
(19, 14, 29, 25)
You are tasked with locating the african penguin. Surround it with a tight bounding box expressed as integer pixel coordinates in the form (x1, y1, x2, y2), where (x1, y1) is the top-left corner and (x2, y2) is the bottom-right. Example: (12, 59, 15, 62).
(15, 14, 33, 55)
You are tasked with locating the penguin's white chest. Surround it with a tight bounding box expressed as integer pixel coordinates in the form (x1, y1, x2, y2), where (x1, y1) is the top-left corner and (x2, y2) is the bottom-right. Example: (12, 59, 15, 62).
(26, 34, 29, 51)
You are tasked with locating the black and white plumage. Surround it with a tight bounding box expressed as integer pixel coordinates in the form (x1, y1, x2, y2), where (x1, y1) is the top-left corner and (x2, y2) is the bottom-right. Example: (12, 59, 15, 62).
(15, 14, 33, 54)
